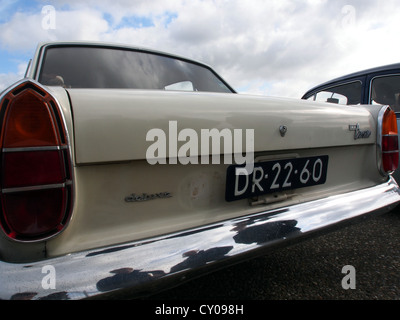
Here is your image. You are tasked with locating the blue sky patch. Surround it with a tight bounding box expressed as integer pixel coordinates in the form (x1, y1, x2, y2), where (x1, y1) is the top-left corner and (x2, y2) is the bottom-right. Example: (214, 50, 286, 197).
(0, 50, 30, 74)
(0, 0, 40, 23)
(117, 15, 155, 29)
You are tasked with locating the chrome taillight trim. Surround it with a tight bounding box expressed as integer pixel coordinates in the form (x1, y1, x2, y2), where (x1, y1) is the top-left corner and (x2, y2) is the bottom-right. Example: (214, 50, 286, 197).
(2, 145, 68, 153)
(377, 105, 385, 175)
(1, 181, 72, 194)
(0, 79, 75, 242)
(377, 105, 398, 176)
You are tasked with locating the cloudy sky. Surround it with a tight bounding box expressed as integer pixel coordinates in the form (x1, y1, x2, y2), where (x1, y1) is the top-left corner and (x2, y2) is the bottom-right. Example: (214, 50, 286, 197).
(1, 0, 399, 98)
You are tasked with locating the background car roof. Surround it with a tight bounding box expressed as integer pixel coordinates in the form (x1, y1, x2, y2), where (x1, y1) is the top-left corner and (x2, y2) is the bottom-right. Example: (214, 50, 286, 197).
(302, 62, 400, 98)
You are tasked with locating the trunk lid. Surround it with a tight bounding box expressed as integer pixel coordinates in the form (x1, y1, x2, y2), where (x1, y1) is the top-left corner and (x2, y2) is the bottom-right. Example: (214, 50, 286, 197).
(45, 89, 380, 256)
(67, 89, 375, 165)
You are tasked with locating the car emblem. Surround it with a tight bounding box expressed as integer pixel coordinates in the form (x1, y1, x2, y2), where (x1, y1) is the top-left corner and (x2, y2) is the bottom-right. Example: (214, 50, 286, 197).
(349, 123, 371, 140)
(125, 192, 172, 202)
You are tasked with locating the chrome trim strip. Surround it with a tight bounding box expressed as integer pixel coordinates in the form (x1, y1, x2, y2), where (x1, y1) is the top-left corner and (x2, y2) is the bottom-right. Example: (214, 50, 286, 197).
(0, 178, 399, 300)
(377, 105, 389, 176)
(1, 181, 71, 194)
(2, 146, 68, 153)
(383, 134, 399, 137)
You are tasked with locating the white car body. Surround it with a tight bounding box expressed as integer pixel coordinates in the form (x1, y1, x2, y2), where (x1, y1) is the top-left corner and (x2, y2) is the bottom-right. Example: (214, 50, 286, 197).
(0, 42, 399, 300)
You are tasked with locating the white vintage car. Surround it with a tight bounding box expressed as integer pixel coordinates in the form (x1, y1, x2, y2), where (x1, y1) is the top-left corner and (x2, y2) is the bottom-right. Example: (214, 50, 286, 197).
(0, 42, 399, 300)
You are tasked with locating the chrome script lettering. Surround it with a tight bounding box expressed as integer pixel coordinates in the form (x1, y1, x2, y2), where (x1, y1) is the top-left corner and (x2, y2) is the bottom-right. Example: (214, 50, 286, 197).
(125, 192, 172, 202)
(349, 123, 371, 140)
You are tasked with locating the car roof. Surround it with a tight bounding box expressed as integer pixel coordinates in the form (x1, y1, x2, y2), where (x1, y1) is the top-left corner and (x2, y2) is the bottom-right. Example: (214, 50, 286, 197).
(303, 62, 400, 98)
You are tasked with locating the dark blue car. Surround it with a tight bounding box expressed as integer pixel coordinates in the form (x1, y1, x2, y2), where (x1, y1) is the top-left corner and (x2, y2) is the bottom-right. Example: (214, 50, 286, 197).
(302, 63, 400, 183)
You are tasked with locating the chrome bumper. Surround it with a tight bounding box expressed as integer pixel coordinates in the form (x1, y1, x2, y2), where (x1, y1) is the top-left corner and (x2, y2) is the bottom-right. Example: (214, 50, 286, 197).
(1, 178, 399, 300)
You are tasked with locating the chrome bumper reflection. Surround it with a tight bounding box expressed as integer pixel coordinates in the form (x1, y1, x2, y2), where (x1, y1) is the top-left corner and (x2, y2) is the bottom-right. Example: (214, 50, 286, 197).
(1, 178, 399, 300)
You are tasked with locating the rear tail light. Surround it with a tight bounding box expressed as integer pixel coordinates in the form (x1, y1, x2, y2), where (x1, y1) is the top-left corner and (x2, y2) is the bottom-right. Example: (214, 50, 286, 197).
(378, 106, 399, 175)
(0, 80, 73, 241)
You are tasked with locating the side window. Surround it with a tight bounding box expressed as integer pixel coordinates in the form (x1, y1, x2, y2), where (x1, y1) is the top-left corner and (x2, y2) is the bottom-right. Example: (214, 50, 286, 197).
(370, 75, 400, 112)
(308, 91, 348, 104)
(307, 81, 362, 105)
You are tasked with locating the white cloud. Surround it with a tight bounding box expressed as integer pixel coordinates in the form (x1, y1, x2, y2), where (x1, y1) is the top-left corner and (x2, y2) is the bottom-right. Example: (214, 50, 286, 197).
(0, 61, 27, 93)
(0, 8, 109, 51)
(1, 0, 400, 97)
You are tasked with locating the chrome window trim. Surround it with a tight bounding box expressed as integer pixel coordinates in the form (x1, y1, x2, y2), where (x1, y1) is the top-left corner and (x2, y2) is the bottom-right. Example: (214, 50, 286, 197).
(33, 42, 236, 93)
(32, 45, 46, 81)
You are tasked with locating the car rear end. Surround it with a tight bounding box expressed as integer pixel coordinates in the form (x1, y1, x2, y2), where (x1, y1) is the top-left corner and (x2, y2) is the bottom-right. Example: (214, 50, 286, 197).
(0, 80, 399, 299)
(0, 43, 399, 299)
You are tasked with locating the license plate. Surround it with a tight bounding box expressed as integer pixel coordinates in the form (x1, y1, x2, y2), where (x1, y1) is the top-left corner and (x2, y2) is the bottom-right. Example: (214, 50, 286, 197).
(225, 155, 329, 202)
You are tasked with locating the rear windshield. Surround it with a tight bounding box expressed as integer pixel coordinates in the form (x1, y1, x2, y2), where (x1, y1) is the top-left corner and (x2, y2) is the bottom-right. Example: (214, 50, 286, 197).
(38, 46, 233, 93)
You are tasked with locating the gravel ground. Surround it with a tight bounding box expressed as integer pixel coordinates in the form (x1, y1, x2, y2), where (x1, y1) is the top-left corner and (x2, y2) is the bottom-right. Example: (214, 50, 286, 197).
(148, 207, 400, 300)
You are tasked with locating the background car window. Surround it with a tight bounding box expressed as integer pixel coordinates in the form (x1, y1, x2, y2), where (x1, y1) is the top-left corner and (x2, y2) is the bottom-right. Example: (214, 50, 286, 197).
(308, 91, 348, 104)
(306, 81, 362, 105)
(370, 75, 400, 112)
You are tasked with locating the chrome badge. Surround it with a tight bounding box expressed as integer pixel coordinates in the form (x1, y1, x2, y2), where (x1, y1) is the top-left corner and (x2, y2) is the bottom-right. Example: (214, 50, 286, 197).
(279, 125, 288, 137)
(125, 192, 172, 202)
(349, 123, 371, 140)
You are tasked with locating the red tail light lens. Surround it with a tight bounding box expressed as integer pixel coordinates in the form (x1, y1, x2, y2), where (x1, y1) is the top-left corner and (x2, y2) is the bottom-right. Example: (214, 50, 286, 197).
(379, 106, 399, 175)
(3, 150, 66, 188)
(2, 90, 60, 148)
(2, 189, 68, 239)
(0, 80, 73, 241)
